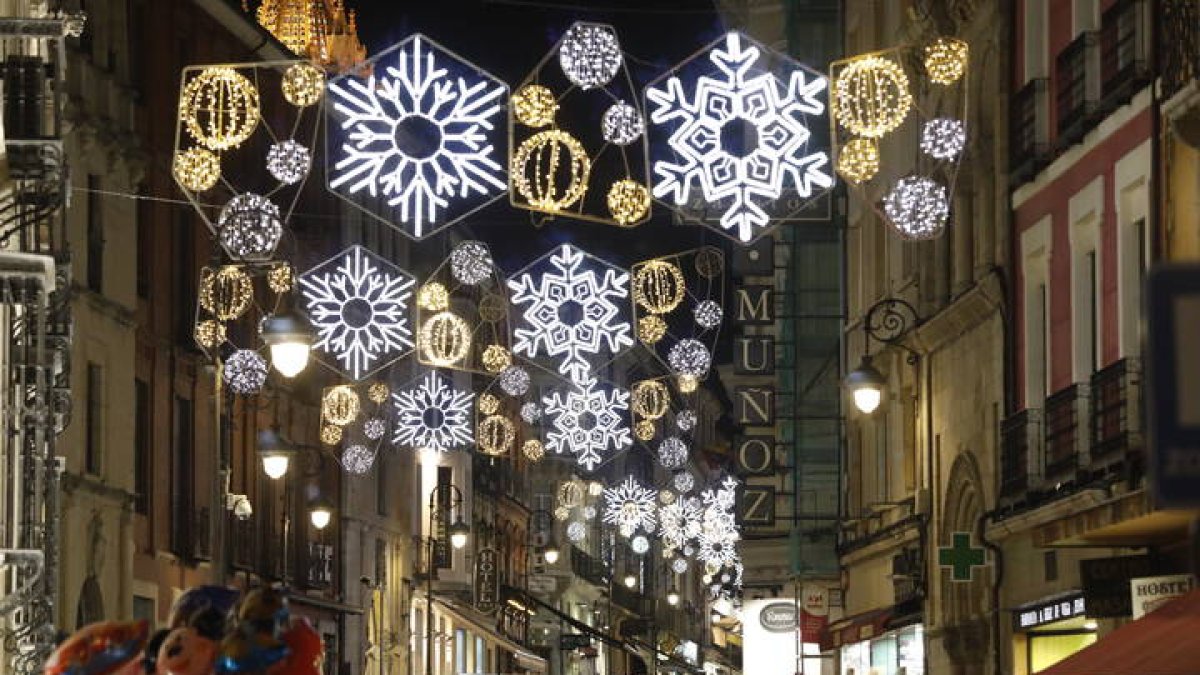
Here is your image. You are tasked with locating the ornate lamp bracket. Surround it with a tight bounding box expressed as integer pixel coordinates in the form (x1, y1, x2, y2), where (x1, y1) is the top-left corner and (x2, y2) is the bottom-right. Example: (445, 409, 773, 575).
(863, 298, 922, 365)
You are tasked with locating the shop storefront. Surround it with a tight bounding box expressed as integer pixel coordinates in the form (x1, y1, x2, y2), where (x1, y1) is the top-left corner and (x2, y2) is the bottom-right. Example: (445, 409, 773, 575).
(418, 593, 548, 675)
(835, 624, 924, 675)
(1010, 591, 1096, 674)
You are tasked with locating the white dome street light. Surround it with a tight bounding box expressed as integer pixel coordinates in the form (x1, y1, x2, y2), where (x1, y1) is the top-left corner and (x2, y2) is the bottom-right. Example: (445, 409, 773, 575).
(666, 587, 680, 606)
(257, 428, 294, 479)
(845, 356, 886, 414)
(310, 498, 334, 530)
(543, 542, 560, 565)
(260, 312, 315, 378)
(449, 518, 470, 549)
(623, 573, 637, 588)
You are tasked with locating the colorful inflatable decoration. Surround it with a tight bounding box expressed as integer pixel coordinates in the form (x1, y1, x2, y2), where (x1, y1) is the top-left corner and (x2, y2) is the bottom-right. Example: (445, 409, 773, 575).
(44, 620, 149, 675)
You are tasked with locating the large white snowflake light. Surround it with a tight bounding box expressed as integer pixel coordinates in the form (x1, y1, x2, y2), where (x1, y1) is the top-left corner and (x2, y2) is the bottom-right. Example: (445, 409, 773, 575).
(300, 245, 416, 381)
(391, 371, 474, 452)
(543, 385, 632, 471)
(645, 31, 833, 243)
(326, 35, 508, 239)
(659, 496, 703, 551)
(603, 476, 657, 537)
(508, 245, 633, 385)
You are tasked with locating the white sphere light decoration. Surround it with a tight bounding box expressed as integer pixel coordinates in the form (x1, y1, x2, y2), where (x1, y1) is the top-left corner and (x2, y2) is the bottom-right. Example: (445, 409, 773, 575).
(450, 241, 494, 285)
(693, 300, 723, 329)
(883, 175, 950, 240)
(266, 139, 311, 185)
(631, 535, 650, 554)
(341, 444, 375, 474)
(363, 417, 387, 441)
(676, 410, 697, 432)
(658, 436, 689, 470)
(920, 117, 967, 160)
(498, 366, 531, 396)
(672, 557, 689, 574)
(668, 339, 712, 378)
(583, 505, 597, 521)
(218, 193, 282, 261)
(567, 521, 587, 543)
(601, 102, 644, 146)
(673, 471, 696, 493)
(520, 402, 542, 424)
(223, 349, 268, 395)
(558, 23, 622, 90)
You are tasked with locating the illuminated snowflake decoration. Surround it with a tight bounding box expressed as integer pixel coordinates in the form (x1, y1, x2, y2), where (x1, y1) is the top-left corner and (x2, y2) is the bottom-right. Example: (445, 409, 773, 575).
(659, 497, 703, 551)
(363, 417, 387, 441)
(603, 476, 657, 537)
(693, 300, 723, 329)
(450, 241, 494, 285)
(223, 349, 268, 395)
(697, 528, 740, 568)
(543, 385, 632, 471)
(341, 444, 376, 475)
(327, 35, 507, 239)
(658, 436, 689, 470)
(391, 371, 474, 452)
(668, 339, 712, 378)
(508, 245, 633, 385)
(520, 402, 542, 424)
(703, 476, 740, 511)
(646, 32, 832, 243)
(567, 521, 587, 543)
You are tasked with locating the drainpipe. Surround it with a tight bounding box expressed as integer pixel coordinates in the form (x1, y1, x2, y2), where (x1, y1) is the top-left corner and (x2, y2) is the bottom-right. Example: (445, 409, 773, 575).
(976, 510, 1004, 675)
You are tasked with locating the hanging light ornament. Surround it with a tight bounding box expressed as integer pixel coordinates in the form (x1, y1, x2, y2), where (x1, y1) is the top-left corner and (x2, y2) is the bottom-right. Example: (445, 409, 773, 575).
(180, 66, 261, 151)
(558, 23, 622, 89)
(522, 439, 545, 462)
(693, 300, 723, 329)
(601, 102, 644, 146)
(676, 410, 697, 432)
(418, 311, 472, 367)
(417, 282, 450, 311)
(367, 382, 390, 404)
(266, 140, 311, 185)
(223, 349, 268, 395)
(520, 402, 542, 424)
(172, 147, 221, 192)
(477, 415, 515, 455)
(450, 241, 494, 285)
(481, 345, 512, 374)
(832, 56, 912, 139)
(634, 419, 656, 441)
(512, 84, 558, 128)
(217, 193, 283, 261)
(631, 535, 650, 554)
(668, 339, 712, 378)
(672, 557, 689, 574)
(567, 521, 587, 543)
(637, 315, 668, 345)
(512, 130, 591, 212)
(882, 175, 950, 240)
(199, 266, 253, 320)
(478, 393, 501, 416)
(323, 386, 362, 426)
(281, 62, 324, 107)
(194, 319, 226, 350)
(479, 293, 508, 324)
(554, 506, 571, 521)
(363, 418, 387, 441)
(603, 476, 657, 537)
(632, 380, 670, 420)
(498, 366, 531, 396)
(342, 445, 375, 475)
(924, 37, 969, 85)
(267, 264, 294, 293)
(633, 260, 686, 314)
(606, 179, 650, 226)
(673, 471, 696, 493)
(694, 247, 724, 279)
(658, 436, 689, 470)
(919, 117, 966, 160)
(558, 481, 584, 508)
(836, 137, 880, 184)
(583, 505, 598, 520)
(678, 374, 698, 393)
(320, 424, 343, 445)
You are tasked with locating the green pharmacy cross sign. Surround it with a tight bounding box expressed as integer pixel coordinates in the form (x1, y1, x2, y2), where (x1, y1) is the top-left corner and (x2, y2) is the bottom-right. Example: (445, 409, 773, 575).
(938, 532, 987, 582)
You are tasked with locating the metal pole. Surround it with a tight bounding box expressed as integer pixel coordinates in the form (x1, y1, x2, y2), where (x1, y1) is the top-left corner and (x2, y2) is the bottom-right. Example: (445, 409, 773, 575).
(210, 359, 226, 585)
(425, 489, 435, 675)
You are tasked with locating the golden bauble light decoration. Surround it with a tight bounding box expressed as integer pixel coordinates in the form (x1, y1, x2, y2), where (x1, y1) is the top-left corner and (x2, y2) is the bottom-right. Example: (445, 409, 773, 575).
(478, 393, 500, 416)
(266, 263, 294, 293)
(522, 439, 545, 462)
(632, 380, 670, 420)
(320, 424, 343, 445)
(832, 56, 912, 139)
(282, 62, 324, 107)
(678, 374, 698, 393)
(179, 66, 261, 151)
(554, 505, 571, 521)
(367, 381, 390, 404)
(199, 266, 253, 320)
(558, 480, 583, 508)
(606, 179, 650, 226)
(633, 260, 686, 314)
(418, 311, 471, 367)
(322, 385, 361, 426)
(477, 415, 515, 455)
(635, 419, 656, 441)
(836, 137, 880, 183)
(173, 147, 221, 192)
(638, 315, 668, 345)
(512, 84, 558, 128)
(481, 344, 512, 374)
(417, 282, 450, 311)
(924, 37, 969, 85)
(512, 130, 591, 212)
(194, 319, 226, 350)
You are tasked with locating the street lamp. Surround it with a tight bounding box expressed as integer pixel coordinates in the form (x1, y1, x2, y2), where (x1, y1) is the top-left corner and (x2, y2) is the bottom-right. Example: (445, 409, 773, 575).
(623, 573, 637, 589)
(542, 541, 560, 565)
(666, 586, 680, 606)
(845, 298, 921, 414)
(425, 483, 468, 675)
(257, 428, 294, 479)
(449, 517, 469, 549)
(259, 311, 315, 378)
(309, 498, 333, 530)
(845, 356, 886, 414)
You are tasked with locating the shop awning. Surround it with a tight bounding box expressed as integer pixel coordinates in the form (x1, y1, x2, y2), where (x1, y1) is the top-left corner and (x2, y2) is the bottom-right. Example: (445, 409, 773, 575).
(428, 596, 547, 673)
(819, 608, 892, 652)
(1036, 589, 1200, 674)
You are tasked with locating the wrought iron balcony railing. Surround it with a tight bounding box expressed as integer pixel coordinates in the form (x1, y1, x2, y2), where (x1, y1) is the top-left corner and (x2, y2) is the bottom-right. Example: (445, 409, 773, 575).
(1000, 408, 1043, 498)
(1161, 0, 1199, 100)
(1056, 32, 1102, 147)
(1011, 78, 1050, 182)
(569, 545, 610, 588)
(1101, 0, 1153, 107)
(1090, 357, 1143, 465)
(1045, 383, 1090, 481)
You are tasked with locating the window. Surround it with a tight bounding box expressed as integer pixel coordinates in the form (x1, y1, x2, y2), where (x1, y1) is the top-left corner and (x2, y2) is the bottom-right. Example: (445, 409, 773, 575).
(1023, 219, 1051, 407)
(1024, 0, 1048, 82)
(85, 363, 103, 475)
(132, 595, 155, 624)
(1074, 0, 1098, 34)
(1086, 251, 1098, 372)
(1044, 550, 1059, 581)
(454, 629, 467, 675)
(174, 211, 194, 343)
(375, 538, 387, 588)
(87, 175, 104, 293)
(170, 396, 194, 555)
(134, 378, 149, 513)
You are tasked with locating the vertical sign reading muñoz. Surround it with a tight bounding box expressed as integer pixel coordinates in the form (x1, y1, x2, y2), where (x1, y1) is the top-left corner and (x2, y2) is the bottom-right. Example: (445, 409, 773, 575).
(474, 548, 498, 614)
(733, 238, 777, 528)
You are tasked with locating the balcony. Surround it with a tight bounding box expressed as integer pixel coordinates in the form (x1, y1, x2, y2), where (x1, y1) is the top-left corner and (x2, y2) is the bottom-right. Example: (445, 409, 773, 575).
(1055, 32, 1101, 148)
(1090, 358, 1143, 472)
(570, 545, 611, 588)
(1161, 0, 1199, 102)
(1000, 409, 1043, 498)
(1011, 78, 1050, 182)
(1100, 0, 1153, 110)
(611, 583, 652, 616)
(1045, 384, 1091, 484)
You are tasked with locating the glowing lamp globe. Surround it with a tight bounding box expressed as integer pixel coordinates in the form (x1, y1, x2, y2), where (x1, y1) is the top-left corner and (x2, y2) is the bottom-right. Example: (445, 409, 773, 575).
(666, 588, 680, 606)
(845, 356, 886, 414)
(309, 500, 333, 530)
(543, 543, 560, 565)
(260, 312, 315, 378)
(449, 518, 470, 549)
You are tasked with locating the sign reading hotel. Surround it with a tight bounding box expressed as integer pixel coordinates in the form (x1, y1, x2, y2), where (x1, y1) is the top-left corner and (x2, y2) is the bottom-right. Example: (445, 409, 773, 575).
(474, 548, 499, 614)
(1131, 574, 1194, 619)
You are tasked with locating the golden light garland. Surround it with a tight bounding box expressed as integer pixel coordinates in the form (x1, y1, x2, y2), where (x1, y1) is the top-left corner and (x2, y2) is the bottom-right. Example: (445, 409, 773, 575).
(322, 385, 361, 426)
(478, 393, 500, 416)
(632, 380, 670, 420)
(199, 266, 253, 320)
(678, 374, 698, 393)
(477, 415, 515, 455)
(481, 344, 512, 374)
(282, 62, 324, 107)
(633, 260, 686, 314)
(418, 311, 471, 367)
(512, 84, 558, 128)
(266, 263, 294, 293)
(832, 56, 912, 139)
(194, 319, 226, 350)
(172, 147, 221, 192)
(638, 315, 668, 345)
(320, 424, 343, 445)
(606, 179, 650, 226)
(522, 439, 545, 462)
(924, 37, 969, 85)
(417, 282, 450, 311)
(558, 480, 583, 508)
(367, 381, 390, 404)
(179, 66, 261, 151)
(512, 130, 591, 212)
(554, 506, 571, 521)
(836, 137, 880, 183)
(635, 419, 656, 441)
